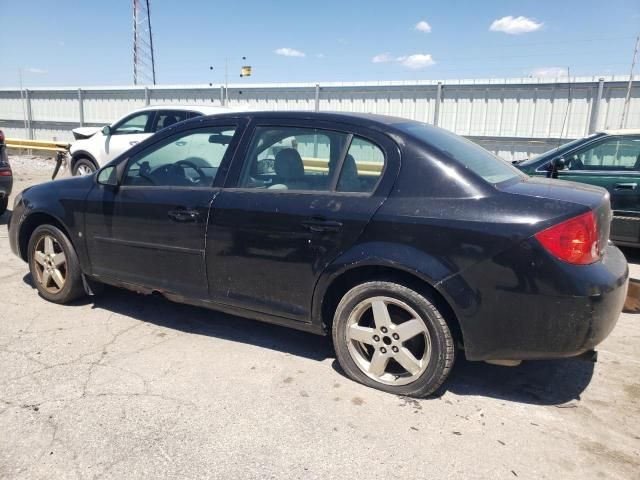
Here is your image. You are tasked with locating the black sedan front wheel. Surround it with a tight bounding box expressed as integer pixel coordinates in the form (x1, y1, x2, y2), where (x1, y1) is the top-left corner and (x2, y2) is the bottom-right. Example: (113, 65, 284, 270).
(332, 281, 455, 397)
(28, 224, 85, 304)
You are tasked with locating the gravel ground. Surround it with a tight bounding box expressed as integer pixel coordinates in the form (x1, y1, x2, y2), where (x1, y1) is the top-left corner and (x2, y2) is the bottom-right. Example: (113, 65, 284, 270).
(0, 155, 639, 479)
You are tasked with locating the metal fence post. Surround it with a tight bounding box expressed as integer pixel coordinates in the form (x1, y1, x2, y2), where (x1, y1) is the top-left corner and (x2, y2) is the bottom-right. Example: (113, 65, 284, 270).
(314, 83, 320, 112)
(25, 89, 33, 140)
(588, 77, 605, 134)
(144, 87, 150, 106)
(433, 82, 443, 126)
(78, 88, 85, 127)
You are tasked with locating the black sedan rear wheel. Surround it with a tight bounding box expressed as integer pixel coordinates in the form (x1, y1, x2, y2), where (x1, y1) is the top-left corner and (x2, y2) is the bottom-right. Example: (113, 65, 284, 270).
(28, 224, 85, 303)
(332, 281, 455, 397)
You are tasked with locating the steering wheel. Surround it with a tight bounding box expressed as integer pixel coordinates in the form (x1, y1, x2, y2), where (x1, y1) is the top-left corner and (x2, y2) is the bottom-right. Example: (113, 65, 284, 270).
(175, 160, 208, 184)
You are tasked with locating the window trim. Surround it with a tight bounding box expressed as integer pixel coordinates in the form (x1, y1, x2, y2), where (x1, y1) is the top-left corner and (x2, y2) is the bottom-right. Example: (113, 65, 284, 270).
(230, 123, 387, 196)
(121, 125, 240, 189)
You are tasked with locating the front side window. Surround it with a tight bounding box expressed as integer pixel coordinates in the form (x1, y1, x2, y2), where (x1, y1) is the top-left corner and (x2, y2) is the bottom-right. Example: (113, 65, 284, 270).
(112, 112, 153, 135)
(123, 127, 236, 187)
(238, 126, 349, 191)
(565, 137, 640, 171)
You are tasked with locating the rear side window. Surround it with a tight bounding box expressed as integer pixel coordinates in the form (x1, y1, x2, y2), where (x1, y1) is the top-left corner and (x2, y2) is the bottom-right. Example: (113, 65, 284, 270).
(152, 110, 189, 132)
(399, 122, 523, 185)
(337, 137, 385, 193)
(237, 126, 349, 191)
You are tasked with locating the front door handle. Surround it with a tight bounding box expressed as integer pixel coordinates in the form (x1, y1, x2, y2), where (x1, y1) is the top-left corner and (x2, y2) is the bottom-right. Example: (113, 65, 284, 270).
(301, 218, 343, 233)
(614, 182, 637, 190)
(129, 140, 139, 146)
(168, 208, 200, 222)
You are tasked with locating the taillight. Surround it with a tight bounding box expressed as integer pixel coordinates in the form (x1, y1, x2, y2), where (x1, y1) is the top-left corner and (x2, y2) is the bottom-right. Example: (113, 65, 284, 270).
(0, 130, 4, 143)
(0, 169, 11, 176)
(535, 211, 600, 265)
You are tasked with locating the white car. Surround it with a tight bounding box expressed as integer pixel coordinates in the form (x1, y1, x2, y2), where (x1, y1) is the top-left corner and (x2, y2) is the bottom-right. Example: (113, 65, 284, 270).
(69, 105, 232, 176)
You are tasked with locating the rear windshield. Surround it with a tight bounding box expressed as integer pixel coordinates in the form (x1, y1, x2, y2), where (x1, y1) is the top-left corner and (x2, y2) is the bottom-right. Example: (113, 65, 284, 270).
(398, 122, 524, 185)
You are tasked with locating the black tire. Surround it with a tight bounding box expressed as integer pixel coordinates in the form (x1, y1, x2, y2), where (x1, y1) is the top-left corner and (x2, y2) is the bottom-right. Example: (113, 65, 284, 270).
(332, 281, 455, 398)
(72, 157, 97, 176)
(27, 224, 85, 304)
(0, 196, 7, 216)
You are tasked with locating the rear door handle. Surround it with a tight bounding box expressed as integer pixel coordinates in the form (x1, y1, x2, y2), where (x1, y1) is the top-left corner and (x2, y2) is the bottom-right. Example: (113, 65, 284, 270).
(168, 208, 200, 222)
(301, 218, 343, 233)
(614, 182, 637, 190)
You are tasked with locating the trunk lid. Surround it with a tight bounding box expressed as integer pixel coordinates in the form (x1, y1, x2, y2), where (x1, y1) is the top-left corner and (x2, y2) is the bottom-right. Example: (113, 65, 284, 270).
(502, 176, 612, 255)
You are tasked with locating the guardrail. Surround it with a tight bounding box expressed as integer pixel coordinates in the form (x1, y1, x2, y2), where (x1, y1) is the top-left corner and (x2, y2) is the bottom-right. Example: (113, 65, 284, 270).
(5, 138, 70, 179)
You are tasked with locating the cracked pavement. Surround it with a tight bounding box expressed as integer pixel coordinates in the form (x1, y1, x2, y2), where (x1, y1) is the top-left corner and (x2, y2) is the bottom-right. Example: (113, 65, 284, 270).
(0, 157, 639, 479)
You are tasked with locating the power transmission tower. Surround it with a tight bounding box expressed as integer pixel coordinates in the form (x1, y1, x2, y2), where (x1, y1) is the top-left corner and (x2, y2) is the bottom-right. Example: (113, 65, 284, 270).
(133, 0, 156, 85)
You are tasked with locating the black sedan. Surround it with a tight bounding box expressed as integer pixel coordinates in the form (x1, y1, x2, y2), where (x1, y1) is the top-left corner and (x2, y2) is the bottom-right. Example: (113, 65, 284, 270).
(8, 112, 628, 397)
(0, 130, 12, 215)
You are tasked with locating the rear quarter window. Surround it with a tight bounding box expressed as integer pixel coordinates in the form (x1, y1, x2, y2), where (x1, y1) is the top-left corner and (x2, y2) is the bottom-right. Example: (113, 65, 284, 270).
(399, 122, 524, 185)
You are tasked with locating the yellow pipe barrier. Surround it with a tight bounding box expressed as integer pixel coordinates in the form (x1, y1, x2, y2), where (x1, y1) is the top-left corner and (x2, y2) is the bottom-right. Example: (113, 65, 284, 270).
(6, 138, 70, 152)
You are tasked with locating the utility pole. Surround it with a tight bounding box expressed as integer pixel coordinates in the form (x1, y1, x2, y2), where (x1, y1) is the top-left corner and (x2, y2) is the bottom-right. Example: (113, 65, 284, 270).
(620, 35, 639, 129)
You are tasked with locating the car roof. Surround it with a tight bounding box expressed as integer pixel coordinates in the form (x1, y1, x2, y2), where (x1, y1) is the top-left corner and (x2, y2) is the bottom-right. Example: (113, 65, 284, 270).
(133, 105, 234, 115)
(198, 110, 423, 130)
(599, 128, 640, 136)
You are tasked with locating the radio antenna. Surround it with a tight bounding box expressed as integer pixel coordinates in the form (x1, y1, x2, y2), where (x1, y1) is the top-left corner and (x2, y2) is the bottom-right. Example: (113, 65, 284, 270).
(556, 67, 572, 150)
(620, 35, 639, 129)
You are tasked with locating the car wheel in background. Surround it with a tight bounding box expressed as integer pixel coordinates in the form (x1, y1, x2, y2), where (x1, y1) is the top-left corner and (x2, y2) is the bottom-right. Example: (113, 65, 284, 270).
(332, 281, 455, 398)
(0, 197, 7, 215)
(73, 158, 97, 176)
(27, 224, 85, 303)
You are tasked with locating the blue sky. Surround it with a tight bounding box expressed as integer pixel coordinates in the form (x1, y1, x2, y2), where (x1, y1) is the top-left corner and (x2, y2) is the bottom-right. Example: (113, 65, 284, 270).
(2, 0, 639, 87)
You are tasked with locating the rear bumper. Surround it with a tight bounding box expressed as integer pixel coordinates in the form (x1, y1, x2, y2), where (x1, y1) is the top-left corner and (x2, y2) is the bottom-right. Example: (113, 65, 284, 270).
(440, 240, 628, 361)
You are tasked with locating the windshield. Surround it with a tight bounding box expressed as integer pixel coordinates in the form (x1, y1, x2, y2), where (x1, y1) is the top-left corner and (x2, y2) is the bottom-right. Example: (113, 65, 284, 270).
(518, 133, 603, 167)
(398, 122, 524, 185)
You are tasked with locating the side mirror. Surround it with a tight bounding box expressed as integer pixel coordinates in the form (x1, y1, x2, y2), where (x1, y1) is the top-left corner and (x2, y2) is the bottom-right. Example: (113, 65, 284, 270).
(97, 165, 118, 187)
(546, 157, 566, 179)
(102, 125, 112, 136)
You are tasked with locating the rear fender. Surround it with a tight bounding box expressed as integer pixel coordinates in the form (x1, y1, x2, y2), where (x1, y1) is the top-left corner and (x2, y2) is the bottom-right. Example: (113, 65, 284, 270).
(311, 241, 458, 328)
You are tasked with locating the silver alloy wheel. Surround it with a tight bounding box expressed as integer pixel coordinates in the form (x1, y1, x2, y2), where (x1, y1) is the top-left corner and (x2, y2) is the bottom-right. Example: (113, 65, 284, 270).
(346, 296, 431, 386)
(76, 163, 94, 176)
(32, 234, 67, 294)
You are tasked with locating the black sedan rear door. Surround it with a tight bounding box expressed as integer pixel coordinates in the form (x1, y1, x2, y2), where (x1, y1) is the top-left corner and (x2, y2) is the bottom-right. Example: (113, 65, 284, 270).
(205, 119, 399, 323)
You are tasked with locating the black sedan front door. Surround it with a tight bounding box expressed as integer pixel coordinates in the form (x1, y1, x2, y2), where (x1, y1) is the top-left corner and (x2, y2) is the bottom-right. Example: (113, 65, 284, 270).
(206, 121, 399, 322)
(84, 124, 241, 299)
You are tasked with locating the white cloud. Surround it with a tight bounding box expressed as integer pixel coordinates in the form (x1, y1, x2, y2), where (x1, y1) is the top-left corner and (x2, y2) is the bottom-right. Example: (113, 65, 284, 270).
(489, 16, 543, 34)
(530, 67, 568, 78)
(415, 20, 432, 33)
(315, 53, 325, 59)
(397, 54, 435, 70)
(372, 53, 435, 70)
(274, 47, 305, 57)
(372, 53, 394, 63)
(26, 67, 47, 74)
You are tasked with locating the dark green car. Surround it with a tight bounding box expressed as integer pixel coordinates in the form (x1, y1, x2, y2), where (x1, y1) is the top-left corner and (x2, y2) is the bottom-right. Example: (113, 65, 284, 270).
(517, 130, 640, 247)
